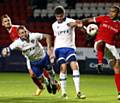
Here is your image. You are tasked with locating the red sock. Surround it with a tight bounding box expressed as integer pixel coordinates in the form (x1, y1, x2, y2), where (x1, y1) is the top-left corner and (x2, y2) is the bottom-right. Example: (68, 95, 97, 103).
(43, 70, 50, 79)
(97, 44, 104, 64)
(32, 77, 43, 89)
(114, 73, 120, 93)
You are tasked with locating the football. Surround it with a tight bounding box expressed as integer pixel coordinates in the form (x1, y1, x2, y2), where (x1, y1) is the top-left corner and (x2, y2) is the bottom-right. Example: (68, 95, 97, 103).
(86, 24, 98, 36)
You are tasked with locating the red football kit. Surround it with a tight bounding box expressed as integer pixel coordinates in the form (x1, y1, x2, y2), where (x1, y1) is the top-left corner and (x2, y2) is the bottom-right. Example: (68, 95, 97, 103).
(8, 25, 19, 41)
(94, 15, 120, 45)
(94, 16, 120, 94)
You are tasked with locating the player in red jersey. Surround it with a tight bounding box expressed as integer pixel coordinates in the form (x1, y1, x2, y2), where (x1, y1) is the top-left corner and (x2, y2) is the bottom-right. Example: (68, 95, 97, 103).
(1, 14, 54, 96)
(78, 5, 120, 99)
(92, 7, 120, 70)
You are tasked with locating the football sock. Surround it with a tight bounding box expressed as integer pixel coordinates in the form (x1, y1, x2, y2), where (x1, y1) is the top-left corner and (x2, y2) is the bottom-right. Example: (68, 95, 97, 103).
(60, 72, 67, 95)
(73, 70, 80, 94)
(43, 70, 50, 79)
(114, 73, 120, 93)
(32, 77, 43, 89)
(97, 44, 104, 64)
(46, 64, 55, 84)
(47, 69, 55, 84)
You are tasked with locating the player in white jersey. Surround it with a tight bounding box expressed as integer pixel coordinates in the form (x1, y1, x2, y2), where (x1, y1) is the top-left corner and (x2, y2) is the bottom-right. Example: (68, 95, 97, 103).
(52, 6, 86, 99)
(1, 25, 58, 94)
(1, 14, 52, 96)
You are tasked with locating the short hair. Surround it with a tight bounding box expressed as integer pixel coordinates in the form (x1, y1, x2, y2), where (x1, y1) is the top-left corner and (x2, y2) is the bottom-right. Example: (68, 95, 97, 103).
(17, 25, 26, 32)
(111, 5, 120, 13)
(1, 14, 10, 22)
(54, 6, 65, 15)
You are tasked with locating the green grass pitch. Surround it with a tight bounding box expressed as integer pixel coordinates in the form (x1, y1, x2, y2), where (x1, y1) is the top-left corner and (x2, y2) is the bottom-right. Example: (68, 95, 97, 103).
(0, 73, 119, 103)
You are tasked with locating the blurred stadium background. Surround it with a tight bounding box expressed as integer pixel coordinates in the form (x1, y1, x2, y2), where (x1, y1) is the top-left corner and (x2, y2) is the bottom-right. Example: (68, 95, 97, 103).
(0, 0, 120, 74)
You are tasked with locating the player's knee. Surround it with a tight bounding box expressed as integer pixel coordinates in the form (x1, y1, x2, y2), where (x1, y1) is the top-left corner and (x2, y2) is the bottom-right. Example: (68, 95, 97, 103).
(30, 73, 36, 77)
(60, 64, 67, 73)
(58, 59, 66, 66)
(97, 40, 104, 46)
(28, 69, 36, 77)
(115, 59, 120, 68)
(109, 59, 116, 68)
(57, 59, 66, 71)
(114, 68, 120, 74)
(94, 40, 105, 51)
(113, 60, 120, 73)
(70, 61, 79, 70)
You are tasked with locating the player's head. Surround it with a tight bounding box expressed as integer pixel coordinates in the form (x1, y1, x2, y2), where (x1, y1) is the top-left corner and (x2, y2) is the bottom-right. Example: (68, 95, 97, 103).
(109, 5, 120, 19)
(54, 6, 65, 23)
(17, 25, 29, 41)
(1, 14, 12, 28)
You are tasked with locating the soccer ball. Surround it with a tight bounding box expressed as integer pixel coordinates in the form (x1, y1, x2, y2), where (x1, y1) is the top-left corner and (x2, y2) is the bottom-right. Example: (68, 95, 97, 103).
(86, 24, 98, 36)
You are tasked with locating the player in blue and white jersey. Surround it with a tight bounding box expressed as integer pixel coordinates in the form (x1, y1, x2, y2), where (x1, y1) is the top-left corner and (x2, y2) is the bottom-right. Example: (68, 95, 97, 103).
(52, 6, 86, 99)
(1, 25, 59, 94)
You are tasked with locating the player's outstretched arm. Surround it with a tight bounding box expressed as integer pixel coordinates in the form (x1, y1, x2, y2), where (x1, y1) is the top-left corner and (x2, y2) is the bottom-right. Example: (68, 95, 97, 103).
(76, 18, 96, 32)
(67, 20, 83, 28)
(43, 34, 54, 58)
(43, 34, 52, 49)
(67, 18, 95, 28)
(82, 18, 95, 25)
(1, 39, 19, 57)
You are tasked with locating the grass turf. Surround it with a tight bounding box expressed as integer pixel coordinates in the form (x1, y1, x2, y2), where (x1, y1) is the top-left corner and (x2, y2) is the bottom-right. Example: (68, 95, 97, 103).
(0, 73, 119, 103)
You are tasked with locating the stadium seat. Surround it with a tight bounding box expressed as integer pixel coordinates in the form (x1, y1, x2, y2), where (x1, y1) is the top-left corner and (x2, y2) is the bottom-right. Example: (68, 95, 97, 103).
(41, 9, 48, 17)
(90, 7, 98, 17)
(90, 3, 97, 9)
(53, 3, 60, 8)
(33, 9, 41, 18)
(97, 3, 105, 9)
(47, 3, 53, 10)
(82, 8, 91, 17)
(91, 13, 98, 17)
(83, 3, 90, 9)
(69, 9, 76, 17)
(65, 9, 70, 16)
(76, 9, 84, 17)
(105, 3, 112, 8)
(47, 9, 54, 17)
(98, 7, 106, 15)
(59, 2, 67, 8)
(75, 3, 83, 9)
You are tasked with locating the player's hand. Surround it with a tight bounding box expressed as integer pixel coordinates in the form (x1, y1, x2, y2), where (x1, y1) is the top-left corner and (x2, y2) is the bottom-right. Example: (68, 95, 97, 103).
(47, 47, 55, 63)
(1, 47, 10, 57)
(75, 20, 83, 27)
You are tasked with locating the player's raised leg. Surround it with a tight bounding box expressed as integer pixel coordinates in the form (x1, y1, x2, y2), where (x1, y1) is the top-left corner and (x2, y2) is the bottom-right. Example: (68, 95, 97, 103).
(94, 40, 105, 73)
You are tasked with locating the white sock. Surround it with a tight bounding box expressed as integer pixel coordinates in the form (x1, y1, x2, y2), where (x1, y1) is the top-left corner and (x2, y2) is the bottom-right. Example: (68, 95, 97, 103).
(48, 69, 55, 84)
(59, 72, 67, 95)
(73, 70, 80, 94)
